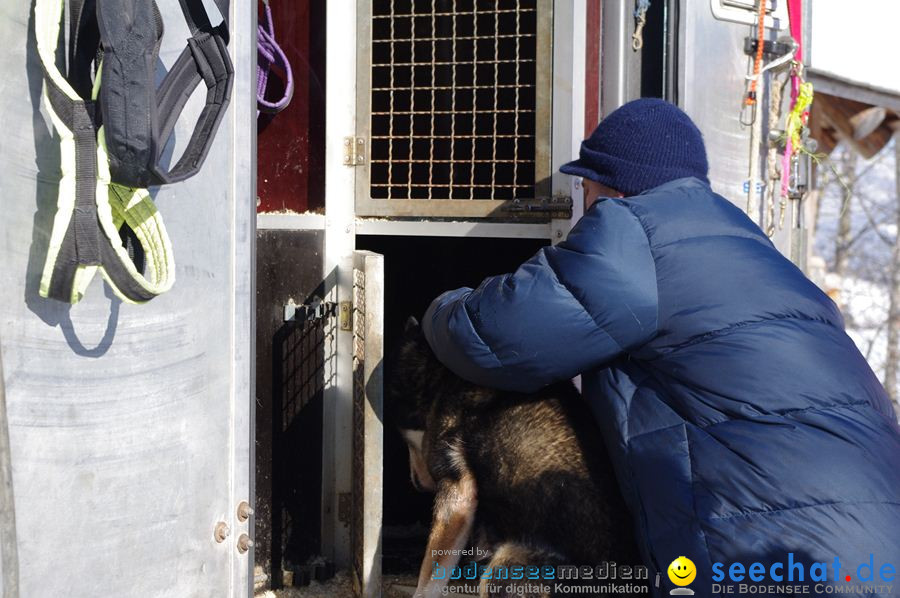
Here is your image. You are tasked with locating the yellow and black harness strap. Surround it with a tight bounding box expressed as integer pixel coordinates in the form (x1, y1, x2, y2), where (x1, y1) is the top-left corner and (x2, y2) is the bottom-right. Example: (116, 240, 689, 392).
(35, 0, 174, 304)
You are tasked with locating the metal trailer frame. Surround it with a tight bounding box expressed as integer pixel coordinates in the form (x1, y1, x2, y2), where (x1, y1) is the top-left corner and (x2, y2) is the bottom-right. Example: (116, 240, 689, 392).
(0, 1, 256, 596)
(321, 0, 359, 572)
(0, 341, 17, 598)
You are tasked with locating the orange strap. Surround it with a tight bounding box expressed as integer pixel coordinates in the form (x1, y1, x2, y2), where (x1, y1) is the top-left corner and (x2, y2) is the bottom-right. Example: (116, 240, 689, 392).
(745, 0, 767, 106)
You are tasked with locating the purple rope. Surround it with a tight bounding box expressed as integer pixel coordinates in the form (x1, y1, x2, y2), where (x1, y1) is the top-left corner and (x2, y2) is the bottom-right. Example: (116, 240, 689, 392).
(257, 2, 293, 117)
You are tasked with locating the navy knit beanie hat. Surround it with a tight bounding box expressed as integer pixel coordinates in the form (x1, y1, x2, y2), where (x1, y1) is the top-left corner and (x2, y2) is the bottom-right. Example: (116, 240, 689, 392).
(560, 98, 709, 196)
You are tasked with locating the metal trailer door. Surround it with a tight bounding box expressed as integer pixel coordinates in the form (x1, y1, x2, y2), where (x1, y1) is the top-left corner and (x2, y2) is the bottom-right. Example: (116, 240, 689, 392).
(675, 0, 805, 263)
(0, 1, 255, 597)
(349, 251, 384, 598)
(353, 0, 555, 220)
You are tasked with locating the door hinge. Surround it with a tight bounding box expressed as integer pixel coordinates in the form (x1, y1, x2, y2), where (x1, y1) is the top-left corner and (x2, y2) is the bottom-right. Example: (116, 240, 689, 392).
(343, 136, 366, 166)
(338, 492, 352, 525)
(339, 301, 352, 331)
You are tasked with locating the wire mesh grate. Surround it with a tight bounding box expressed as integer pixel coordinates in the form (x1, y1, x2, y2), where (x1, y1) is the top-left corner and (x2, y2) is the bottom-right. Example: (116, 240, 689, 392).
(281, 320, 325, 431)
(351, 268, 367, 593)
(274, 317, 326, 576)
(370, 0, 538, 201)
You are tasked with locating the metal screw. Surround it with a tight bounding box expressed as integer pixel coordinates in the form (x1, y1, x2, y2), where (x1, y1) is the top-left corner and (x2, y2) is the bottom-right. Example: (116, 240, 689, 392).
(214, 522, 230, 543)
(237, 501, 253, 522)
(237, 533, 253, 554)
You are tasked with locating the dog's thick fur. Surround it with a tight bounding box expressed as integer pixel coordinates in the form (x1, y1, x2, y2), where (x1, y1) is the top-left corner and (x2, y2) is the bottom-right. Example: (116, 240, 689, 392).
(389, 318, 641, 598)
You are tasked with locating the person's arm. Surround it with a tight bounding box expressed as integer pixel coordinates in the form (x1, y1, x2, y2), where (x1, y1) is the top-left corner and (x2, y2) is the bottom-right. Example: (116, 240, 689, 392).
(422, 199, 659, 393)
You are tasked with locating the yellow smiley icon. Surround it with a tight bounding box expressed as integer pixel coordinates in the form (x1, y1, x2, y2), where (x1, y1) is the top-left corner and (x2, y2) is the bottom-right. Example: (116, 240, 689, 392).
(668, 556, 697, 586)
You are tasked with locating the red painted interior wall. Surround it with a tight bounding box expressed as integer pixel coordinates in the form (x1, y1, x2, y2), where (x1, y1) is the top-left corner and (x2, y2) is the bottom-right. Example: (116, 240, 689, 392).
(257, 1, 326, 213)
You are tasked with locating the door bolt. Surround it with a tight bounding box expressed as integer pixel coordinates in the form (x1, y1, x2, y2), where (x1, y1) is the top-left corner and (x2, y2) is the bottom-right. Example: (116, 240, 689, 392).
(237, 533, 254, 554)
(237, 501, 253, 522)
(214, 522, 230, 543)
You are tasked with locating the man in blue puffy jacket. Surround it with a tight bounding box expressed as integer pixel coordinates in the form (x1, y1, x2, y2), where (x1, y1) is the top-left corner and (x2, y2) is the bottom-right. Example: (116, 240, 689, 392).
(422, 98, 900, 597)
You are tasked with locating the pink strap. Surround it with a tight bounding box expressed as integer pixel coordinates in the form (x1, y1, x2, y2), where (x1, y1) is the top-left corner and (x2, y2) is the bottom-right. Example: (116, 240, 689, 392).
(780, 0, 804, 200)
(787, 0, 803, 62)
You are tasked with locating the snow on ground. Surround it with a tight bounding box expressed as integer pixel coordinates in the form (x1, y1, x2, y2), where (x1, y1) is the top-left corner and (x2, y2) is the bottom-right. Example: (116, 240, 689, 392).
(836, 274, 889, 370)
(827, 273, 900, 417)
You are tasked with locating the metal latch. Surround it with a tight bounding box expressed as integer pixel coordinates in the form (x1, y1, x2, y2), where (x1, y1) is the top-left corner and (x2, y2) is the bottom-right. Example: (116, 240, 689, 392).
(283, 298, 336, 322)
(343, 137, 366, 166)
(743, 37, 795, 59)
(503, 196, 573, 218)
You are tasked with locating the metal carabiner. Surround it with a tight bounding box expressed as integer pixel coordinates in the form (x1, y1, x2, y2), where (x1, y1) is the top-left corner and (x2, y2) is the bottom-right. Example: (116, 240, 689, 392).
(740, 99, 757, 126)
(632, 11, 647, 51)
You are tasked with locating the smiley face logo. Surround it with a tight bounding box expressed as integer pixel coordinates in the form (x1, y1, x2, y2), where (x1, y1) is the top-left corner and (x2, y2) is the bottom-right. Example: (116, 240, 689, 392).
(668, 556, 696, 586)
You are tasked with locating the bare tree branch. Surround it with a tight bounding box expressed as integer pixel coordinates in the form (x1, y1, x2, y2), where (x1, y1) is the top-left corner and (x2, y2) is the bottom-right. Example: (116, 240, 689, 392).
(883, 134, 900, 400)
(855, 188, 895, 246)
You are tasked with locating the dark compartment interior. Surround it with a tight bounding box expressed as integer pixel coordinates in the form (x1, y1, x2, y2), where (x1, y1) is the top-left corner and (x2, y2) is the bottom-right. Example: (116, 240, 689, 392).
(356, 233, 548, 573)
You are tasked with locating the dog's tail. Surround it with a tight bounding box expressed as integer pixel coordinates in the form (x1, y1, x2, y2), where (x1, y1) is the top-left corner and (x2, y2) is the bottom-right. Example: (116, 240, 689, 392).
(478, 542, 562, 598)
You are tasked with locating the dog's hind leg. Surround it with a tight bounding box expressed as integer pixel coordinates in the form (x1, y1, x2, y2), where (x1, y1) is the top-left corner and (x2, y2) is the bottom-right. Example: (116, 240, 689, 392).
(414, 472, 478, 598)
(479, 543, 563, 598)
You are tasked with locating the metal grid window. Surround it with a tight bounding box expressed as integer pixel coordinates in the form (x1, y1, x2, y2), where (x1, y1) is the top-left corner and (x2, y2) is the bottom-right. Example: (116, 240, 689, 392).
(368, 0, 540, 203)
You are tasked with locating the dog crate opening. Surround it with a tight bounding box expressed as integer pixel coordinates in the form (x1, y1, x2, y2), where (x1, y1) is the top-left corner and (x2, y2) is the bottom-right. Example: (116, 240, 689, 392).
(355, 234, 549, 578)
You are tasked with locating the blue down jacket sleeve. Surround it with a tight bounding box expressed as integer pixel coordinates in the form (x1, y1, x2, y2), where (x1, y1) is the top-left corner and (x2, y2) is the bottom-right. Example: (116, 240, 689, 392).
(422, 199, 659, 393)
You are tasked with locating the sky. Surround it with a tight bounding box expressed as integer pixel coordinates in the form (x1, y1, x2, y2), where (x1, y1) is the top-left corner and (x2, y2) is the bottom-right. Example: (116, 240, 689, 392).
(810, 0, 900, 93)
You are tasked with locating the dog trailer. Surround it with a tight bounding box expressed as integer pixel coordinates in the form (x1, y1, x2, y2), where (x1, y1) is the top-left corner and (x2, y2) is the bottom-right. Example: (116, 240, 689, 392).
(3, 0, 882, 596)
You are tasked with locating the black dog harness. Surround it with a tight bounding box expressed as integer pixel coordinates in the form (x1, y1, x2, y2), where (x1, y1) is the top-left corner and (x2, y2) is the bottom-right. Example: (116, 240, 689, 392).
(35, 0, 233, 303)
